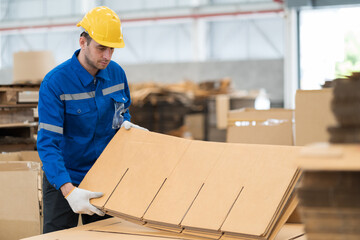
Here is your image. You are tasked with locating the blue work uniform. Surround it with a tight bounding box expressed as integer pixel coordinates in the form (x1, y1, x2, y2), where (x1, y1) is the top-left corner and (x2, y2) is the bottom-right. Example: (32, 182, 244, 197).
(37, 49, 131, 190)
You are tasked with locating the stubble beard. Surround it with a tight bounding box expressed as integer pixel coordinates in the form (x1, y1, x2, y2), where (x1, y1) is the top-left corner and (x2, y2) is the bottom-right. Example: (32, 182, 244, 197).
(84, 53, 107, 71)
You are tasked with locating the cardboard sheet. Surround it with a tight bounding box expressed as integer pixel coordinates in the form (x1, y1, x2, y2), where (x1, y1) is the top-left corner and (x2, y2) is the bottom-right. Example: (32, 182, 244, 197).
(143, 141, 226, 226)
(220, 145, 299, 236)
(79, 129, 301, 239)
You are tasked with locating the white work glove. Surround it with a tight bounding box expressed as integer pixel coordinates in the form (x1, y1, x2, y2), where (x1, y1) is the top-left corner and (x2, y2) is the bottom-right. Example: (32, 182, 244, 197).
(121, 120, 148, 131)
(65, 187, 105, 216)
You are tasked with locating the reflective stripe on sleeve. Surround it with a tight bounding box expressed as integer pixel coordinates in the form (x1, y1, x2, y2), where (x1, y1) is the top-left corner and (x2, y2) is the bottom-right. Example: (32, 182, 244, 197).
(38, 123, 63, 134)
(102, 83, 125, 96)
(60, 91, 95, 101)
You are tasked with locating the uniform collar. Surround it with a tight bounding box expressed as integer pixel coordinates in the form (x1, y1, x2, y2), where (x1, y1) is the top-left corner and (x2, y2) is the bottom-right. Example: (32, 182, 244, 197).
(71, 49, 111, 87)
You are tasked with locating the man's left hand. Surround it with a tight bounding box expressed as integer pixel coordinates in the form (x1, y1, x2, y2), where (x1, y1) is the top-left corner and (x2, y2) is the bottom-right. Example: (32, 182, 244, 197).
(121, 121, 148, 131)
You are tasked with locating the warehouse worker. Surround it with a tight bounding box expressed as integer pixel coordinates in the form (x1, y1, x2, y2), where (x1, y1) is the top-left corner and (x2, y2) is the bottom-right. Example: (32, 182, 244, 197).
(37, 6, 147, 233)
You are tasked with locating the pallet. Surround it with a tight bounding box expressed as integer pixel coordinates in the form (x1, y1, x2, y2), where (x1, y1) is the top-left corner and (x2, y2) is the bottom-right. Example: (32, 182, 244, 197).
(0, 107, 35, 125)
(0, 122, 37, 138)
(0, 122, 37, 152)
(0, 84, 40, 105)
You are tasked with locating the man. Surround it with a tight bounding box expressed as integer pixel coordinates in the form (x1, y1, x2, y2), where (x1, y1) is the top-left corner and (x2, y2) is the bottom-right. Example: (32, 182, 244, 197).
(37, 6, 147, 233)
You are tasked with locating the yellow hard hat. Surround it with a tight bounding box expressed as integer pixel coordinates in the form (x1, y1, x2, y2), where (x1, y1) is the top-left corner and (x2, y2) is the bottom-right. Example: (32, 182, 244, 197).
(77, 6, 125, 48)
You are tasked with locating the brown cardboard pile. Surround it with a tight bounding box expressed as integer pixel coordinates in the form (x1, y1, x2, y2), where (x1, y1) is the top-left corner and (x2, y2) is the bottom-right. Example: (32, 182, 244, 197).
(0, 161, 42, 240)
(78, 128, 301, 240)
(226, 108, 294, 145)
(296, 144, 360, 239)
(22, 217, 305, 240)
(328, 73, 360, 143)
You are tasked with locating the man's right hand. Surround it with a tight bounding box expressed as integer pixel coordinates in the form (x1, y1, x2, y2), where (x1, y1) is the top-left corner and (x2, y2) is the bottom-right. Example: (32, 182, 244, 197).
(61, 183, 105, 216)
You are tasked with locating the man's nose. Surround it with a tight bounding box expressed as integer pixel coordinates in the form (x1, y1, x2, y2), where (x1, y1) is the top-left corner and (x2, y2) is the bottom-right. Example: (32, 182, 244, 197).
(103, 48, 112, 59)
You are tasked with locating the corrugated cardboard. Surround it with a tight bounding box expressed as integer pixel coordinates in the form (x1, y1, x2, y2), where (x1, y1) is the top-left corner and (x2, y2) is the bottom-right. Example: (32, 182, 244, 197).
(226, 108, 294, 145)
(295, 89, 337, 146)
(79, 129, 301, 239)
(21, 217, 305, 240)
(13, 51, 56, 84)
(0, 161, 42, 240)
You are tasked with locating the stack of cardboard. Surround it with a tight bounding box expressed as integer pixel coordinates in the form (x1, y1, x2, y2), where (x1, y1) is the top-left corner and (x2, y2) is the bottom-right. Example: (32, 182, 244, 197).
(328, 73, 360, 143)
(296, 144, 360, 240)
(0, 151, 42, 240)
(76, 129, 302, 240)
(22, 217, 306, 240)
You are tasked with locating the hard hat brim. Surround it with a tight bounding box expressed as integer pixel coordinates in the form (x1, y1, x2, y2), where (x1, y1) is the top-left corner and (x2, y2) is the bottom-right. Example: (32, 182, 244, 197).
(93, 38, 125, 48)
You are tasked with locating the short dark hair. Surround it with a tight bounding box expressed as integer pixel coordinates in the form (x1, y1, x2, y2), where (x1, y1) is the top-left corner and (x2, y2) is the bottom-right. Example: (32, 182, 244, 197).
(80, 31, 92, 46)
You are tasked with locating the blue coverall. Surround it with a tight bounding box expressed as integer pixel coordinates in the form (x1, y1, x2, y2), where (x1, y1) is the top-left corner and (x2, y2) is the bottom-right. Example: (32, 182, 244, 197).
(37, 49, 131, 232)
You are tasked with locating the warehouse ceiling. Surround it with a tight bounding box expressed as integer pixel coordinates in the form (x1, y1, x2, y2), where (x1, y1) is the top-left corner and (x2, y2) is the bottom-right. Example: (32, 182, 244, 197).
(0, 0, 286, 69)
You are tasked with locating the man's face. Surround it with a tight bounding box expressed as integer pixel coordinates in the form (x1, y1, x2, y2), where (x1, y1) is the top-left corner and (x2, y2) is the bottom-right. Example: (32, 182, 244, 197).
(82, 38, 114, 71)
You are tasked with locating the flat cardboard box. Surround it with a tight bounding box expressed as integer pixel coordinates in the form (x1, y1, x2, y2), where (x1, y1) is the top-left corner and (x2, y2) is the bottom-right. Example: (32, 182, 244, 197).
(21, 217, 305, 240)
(295, 89, 336, 146)
(79, 129, 301, 239)
(0, 161, 42, 240)
(13, 51, 56, 85)
(226, 108, 294, 145)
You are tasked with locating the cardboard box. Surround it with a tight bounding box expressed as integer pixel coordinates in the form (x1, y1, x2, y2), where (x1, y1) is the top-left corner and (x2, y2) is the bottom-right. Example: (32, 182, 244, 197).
(78, 129, 301, 240)
(0, 161, 42, 240)
(227, 108, 294, 145)
(207, 93, 256, 141)
(295, 89, 337, 146)
(13, 51, 56, 84)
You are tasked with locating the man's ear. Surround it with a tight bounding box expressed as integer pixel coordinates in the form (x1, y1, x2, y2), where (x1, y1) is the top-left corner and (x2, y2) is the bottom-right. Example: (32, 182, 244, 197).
(79, 36, 87, 50)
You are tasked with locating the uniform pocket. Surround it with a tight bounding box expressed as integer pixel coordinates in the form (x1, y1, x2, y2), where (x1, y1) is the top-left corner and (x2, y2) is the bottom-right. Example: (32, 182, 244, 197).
(65, 101, 91, 115)
(64, 101, 94, 137)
